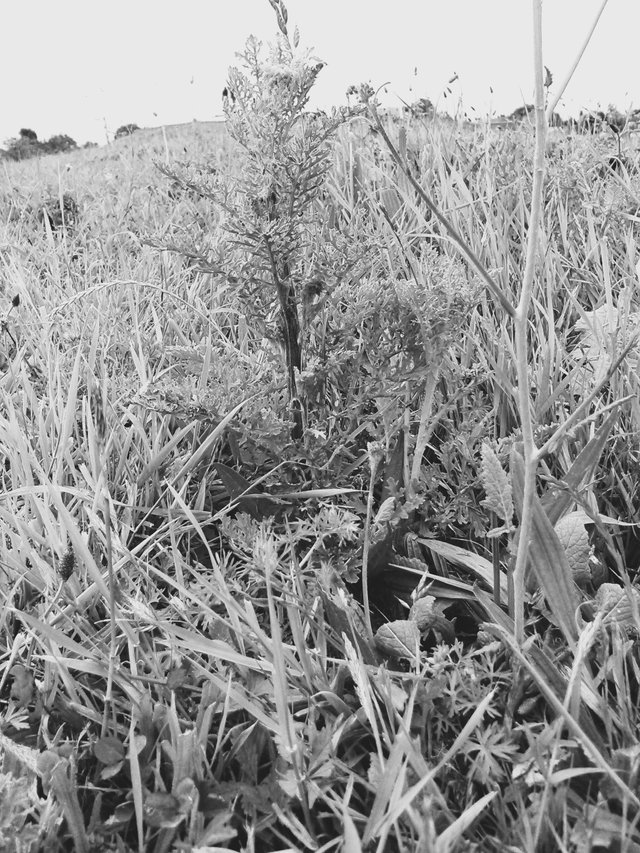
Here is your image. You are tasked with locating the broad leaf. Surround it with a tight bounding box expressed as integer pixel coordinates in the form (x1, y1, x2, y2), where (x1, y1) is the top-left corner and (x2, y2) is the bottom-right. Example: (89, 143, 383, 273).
(510, 449, 579, 644)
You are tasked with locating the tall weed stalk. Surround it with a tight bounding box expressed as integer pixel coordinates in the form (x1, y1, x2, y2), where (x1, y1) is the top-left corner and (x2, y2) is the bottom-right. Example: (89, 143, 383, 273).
(158, 1, 347, 439)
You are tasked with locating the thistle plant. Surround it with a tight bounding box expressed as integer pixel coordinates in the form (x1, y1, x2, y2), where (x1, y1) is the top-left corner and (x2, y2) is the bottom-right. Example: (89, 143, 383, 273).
(159, 0, 347, 439)
(393, 247, 478, 494)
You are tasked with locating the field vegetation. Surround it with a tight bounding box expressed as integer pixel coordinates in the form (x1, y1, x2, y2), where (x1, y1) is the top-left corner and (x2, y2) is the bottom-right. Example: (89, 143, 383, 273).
(1, 2, 640, 851)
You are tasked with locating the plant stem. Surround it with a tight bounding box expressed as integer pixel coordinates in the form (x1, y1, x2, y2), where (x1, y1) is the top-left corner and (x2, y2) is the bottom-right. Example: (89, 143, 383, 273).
(263, 235, 304, 439)
(101, 486, 117, 737)
(361, 442, 385, 639)
(409, 368, 439, 492)
(361, 464, 376, 638)
(511, 0, 547, 641)
(545, 0, 610, 121)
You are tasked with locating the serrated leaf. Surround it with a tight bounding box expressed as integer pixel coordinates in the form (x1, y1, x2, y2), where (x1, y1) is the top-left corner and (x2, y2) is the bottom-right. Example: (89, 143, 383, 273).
(374, 620, 420, 660)
(380, 432, 404, 502)
(595, 583, 640, 630)
(480, 443, 514, 523)
(373, 496, 396, 527)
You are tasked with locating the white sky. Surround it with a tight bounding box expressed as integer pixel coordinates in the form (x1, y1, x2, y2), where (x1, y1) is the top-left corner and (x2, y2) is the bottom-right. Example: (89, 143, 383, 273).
(1, 0, 637, 146)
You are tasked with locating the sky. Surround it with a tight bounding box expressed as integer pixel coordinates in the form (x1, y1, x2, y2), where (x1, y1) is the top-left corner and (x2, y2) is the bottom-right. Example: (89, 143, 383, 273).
(1, 0, 638, 146)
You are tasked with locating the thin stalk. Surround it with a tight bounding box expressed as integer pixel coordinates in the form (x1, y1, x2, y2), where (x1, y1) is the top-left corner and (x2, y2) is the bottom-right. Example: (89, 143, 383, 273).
(263, 235, 304, 439)
(362, 444, 383, 638)
(545, 0, 610, 121)
(409, 369, 439, 490)
(511, 0, 547, 641)
(101, 492, 117, 736)
(361, 464, 376, 639)
(490, 511, 502, 607)
(90, 382, 118, 737)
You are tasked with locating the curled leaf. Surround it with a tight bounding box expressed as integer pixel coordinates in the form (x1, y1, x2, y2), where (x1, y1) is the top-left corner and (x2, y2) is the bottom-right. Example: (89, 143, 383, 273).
(554, 510, 591, 587)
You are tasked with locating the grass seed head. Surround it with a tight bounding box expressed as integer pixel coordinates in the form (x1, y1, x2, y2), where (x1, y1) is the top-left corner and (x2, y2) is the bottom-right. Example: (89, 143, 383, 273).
(59, 546, 76, 581)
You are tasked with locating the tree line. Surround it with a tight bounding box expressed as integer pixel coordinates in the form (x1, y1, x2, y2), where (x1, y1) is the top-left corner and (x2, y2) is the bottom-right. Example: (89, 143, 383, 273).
(0, 124, 140, 161)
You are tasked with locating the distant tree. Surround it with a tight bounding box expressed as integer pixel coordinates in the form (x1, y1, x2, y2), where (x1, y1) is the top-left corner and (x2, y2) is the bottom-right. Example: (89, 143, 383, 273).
(115, 123, 140, 139)
(43, 134, 78, 154)
(2, 129, 81, 160)
(3, 135, 41, 161)
(406, 97, 434, 118)
(508, 104, 534, 122)
(83, 141, 98, 149)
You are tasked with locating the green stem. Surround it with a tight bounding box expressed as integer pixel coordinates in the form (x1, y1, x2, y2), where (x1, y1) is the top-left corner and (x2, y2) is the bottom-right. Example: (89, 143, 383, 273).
(361, 465, 376, 638)
(410, 369, 439, 493)
(511, 0, 547, 641)
(545, 0, 610, 121)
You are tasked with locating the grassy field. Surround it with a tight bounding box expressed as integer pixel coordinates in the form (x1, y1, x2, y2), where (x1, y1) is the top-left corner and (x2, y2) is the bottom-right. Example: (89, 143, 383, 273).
(2, 18, 640, 853)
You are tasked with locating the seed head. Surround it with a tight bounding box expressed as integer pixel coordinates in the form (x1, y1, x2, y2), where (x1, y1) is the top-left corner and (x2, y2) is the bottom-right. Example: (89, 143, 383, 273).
(59, 546, 76, 581)
(367, 441, 384, 476)
(90, 384, 107, 442)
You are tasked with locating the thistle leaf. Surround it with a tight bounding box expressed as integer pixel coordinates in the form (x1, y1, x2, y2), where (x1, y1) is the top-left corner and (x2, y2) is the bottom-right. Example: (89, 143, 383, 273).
(480, 443, 514, 523)
(595, 583, 640, 631)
